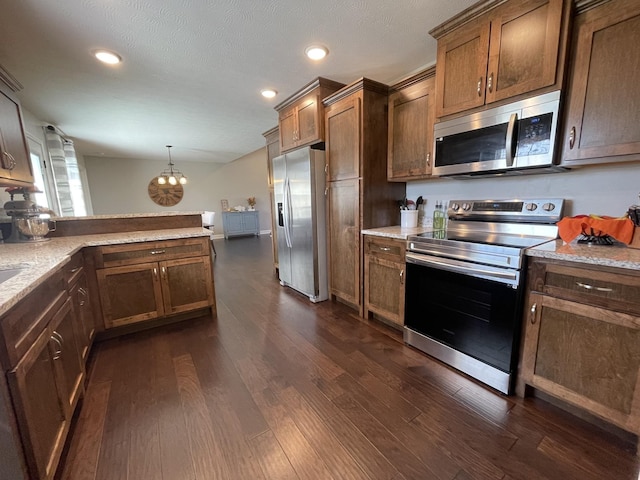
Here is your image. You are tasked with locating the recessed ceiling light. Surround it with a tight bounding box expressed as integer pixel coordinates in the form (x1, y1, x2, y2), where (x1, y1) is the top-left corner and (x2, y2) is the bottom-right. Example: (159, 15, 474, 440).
(93, 50, 122, 65)
(305, 45, 328, 61)
(261, 89, 277, 99)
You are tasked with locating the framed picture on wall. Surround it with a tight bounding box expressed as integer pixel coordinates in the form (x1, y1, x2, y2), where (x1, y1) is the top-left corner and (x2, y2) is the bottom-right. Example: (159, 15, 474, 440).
(221, 199, 229, 211)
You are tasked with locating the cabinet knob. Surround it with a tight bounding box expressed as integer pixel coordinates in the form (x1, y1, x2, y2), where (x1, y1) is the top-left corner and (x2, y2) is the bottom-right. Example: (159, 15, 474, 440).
(530, 303, 537, 324)
(568, 126, 576, 149)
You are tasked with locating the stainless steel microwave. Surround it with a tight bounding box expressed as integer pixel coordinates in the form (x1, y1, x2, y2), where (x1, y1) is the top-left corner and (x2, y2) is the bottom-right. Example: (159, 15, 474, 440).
(432, 91, 565, 177)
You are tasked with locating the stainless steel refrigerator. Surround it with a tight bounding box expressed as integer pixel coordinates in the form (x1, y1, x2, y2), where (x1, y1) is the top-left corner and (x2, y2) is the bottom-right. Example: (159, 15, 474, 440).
(272, 146, 328, 302)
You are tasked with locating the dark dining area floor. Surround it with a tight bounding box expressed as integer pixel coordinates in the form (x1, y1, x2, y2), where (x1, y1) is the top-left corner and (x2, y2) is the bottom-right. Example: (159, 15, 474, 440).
(60, 235, 640, 479)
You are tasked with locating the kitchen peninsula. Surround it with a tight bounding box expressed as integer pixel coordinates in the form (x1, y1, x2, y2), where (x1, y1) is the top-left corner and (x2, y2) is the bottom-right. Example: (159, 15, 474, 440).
(0, 212, 216, 480)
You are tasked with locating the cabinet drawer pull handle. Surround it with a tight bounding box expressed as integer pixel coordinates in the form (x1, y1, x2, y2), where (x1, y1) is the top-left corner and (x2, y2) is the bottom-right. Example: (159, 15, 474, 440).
(153, 267, 159, 280)
(325, 164, 329, 174)
(78, 287, 87, 296)
(70, 267, 81, 273)
(426, 152, 430, 166)
(161, 266, 167, 279)
(379, 247, 391, 251)
(324, 187, 328, 196)
(530, 303, 537, 324)
(400, 269, 404, 285)
(568, 126, 576, 149)
(150, 249, 166, 255)
(487, 73, 493, 93)
(576, 281, 613, 292)
(50, 335, 63, 360)
(477, 77, 483, 96)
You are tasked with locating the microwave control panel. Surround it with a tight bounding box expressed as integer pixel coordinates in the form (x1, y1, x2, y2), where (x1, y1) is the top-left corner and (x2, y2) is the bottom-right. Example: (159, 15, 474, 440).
(516, 113, 553, 156)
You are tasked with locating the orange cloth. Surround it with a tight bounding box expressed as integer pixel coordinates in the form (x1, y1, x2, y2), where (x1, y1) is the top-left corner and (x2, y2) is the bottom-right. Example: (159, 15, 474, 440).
(557, 215, 635, 244)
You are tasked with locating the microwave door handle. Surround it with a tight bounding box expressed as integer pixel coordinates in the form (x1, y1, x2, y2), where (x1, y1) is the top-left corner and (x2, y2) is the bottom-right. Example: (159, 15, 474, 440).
(505, 113, 517, 167)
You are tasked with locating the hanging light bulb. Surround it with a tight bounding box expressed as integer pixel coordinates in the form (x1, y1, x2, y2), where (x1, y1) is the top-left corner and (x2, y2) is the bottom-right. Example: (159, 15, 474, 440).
(155, 145, 187, 186)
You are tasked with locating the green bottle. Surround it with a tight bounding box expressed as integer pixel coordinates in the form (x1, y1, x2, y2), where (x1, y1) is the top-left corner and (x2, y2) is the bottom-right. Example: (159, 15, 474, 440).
(433, 201, 445, 239)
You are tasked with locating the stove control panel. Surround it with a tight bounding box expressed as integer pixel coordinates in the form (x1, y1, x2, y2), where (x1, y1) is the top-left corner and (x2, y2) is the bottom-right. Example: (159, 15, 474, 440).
(447, 198, 564, 223)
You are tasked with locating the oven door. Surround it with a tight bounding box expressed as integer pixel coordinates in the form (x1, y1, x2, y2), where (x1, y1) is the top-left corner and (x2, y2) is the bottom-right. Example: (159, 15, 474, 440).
(404, 253, 524, 374)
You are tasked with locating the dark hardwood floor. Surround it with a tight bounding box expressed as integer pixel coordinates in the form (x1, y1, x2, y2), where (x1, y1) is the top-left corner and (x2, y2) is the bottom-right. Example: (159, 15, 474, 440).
(60, 235, 640, 480)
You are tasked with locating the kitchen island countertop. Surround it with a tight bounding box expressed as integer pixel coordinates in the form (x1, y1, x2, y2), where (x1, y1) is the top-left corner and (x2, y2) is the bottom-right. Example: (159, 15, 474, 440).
(0, 227, 210, 316)
(526, 239, 640, 271)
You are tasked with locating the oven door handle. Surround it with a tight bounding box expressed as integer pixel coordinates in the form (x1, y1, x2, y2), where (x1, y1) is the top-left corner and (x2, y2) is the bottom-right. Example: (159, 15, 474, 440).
(406, 252, 519, 285)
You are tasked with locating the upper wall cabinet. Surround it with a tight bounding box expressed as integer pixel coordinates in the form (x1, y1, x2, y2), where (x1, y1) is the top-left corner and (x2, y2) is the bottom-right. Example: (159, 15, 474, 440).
(431, 0, 570, 118)
(561, 0, 640, 167)
(387, 67, 436, 181)
(0, 68, 34, 187)
(275, 77, 345, 153)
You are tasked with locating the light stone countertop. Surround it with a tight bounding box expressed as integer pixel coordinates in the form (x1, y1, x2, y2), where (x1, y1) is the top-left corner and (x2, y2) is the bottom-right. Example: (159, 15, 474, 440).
(361, 225, 433, 240)
(0, 227, 210, 317)
(526, 239, 640, 271)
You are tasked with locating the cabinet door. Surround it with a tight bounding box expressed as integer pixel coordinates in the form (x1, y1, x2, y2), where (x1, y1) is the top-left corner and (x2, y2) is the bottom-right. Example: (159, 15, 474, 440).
(388, 78, 435, 180)
(435, 19, 490, 117)
(296, 94, 321, 146)
(326, 97, 361, 181)
(49, 297, 84, 416)
(521, 293, 640, 433)
(159, 256, 214, 315)
(327, 178, 360, 307)
(70, 272, 95, 363)
(562, 0, 640, 165)
(364, 255, 405, 326)
(7, 324, 67, 480)
(486, 0, 563, 104)
(279, 107, 297, 153)
(0, 89, 34, 185)
(96, 262, 164, 328)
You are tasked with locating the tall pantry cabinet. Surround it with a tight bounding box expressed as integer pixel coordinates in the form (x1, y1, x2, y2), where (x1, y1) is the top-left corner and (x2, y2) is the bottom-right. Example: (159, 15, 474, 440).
(323, 79, 405, 314)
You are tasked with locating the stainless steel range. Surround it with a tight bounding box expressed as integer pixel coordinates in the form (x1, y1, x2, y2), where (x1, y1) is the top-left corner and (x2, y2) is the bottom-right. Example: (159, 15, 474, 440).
(404, 198, 564, 394)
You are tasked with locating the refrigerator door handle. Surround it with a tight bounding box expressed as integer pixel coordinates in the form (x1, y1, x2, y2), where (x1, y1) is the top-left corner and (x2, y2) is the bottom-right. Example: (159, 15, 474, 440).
(283, 177, 292, 248)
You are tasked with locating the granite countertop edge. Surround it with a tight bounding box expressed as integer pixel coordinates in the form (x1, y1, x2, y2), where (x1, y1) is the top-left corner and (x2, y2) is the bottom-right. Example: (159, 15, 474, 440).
(361, 225, 433, 240)
(526, 239, 640, 270)
(0, 227, 211, 316)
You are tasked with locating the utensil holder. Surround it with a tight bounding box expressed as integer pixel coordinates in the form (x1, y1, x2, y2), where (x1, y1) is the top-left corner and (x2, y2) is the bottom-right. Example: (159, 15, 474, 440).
(400, 210, 418, 228)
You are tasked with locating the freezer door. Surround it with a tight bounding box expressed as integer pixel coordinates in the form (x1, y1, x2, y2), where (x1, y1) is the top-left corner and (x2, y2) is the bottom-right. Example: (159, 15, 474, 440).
(285, 148, 318, 297)
(272, 153, 292, 285)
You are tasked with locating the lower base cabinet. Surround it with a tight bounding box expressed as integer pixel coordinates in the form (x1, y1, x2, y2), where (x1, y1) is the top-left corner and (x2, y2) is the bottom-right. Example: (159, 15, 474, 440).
(94, 238, 215, 329)
(518, 258, 640, 439)
(2, 275, 84, 480)
(364, 236, 406, 327)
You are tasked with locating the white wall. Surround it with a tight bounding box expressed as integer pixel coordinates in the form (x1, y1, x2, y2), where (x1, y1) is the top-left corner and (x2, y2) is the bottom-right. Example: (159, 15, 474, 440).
(406, 162, 640, 225)
(84, 147, 270, 237)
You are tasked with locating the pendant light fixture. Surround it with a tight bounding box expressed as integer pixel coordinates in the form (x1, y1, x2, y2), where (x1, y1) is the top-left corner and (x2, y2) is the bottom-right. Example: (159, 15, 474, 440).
(157, 145, 187, 185)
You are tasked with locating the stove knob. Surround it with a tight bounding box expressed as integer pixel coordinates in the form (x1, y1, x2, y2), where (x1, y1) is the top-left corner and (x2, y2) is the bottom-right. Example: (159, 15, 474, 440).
(450, 203, 460, 211)
(462, 203, 471, 211)
(526, 203, 538, 211)
(542, 202, 556, 212)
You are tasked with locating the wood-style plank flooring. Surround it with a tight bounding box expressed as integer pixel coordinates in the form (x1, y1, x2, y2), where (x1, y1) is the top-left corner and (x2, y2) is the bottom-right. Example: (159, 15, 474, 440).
(60, 235, 640, 480)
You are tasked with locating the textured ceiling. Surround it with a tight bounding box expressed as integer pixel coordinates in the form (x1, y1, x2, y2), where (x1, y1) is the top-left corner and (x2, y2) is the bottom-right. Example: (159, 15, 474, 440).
(0, 0, 477, 165)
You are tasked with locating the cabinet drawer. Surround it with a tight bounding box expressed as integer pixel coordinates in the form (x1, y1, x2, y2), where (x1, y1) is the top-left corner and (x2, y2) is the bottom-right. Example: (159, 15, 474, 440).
(0, 272, 67, 369)
(534, 262, 640, 316)
(96, 237, 209, 268)
(365, 236, 405, 263)
(64, 251, 84, 285)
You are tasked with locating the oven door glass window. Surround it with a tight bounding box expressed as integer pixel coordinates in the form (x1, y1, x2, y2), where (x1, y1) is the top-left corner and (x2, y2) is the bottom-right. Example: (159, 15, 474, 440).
(404, 262, 523, 373)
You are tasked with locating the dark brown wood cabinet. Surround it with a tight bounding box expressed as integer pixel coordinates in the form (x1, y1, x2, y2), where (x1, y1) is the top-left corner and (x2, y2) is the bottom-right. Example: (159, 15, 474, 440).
(561, 0, 640, 166)
(275, 77, 345, 153)
(263, 126, 280, 273)
(387, 68, 436, 181)
(518, 257, 640, 439)
(2, 272, 84, 480)
(364, 236, 406, 327)
(323, 79, 405, 314)
(431, 0, 569, 118)
(94, 238, 215, 329)
(0, 70, 34, 187)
